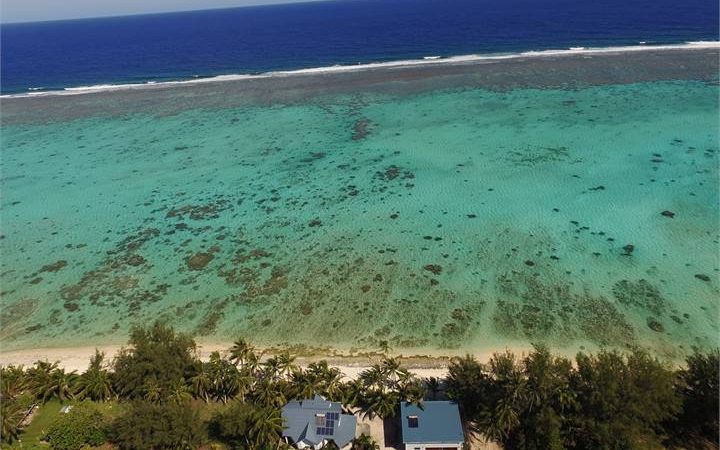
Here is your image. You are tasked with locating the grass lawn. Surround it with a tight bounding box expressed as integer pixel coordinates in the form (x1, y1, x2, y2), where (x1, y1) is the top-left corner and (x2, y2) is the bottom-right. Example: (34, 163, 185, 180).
(5, 400, 125, 450)
(3, 399, 229, 450)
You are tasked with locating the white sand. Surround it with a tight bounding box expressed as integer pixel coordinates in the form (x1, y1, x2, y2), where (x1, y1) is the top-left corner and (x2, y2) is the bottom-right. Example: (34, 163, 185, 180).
(0, 343, 533, 379)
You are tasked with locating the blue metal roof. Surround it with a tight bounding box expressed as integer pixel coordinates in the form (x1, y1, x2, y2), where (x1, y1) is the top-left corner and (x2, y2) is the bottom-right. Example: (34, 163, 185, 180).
(282, 395, 357, 448)
(400, 401, 465, 444)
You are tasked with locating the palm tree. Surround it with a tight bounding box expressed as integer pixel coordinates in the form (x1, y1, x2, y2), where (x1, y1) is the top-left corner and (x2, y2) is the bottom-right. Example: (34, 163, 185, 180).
(190, 362, 211, 402)
(28, 361, 78, 403)
(253, 380, 286, 408)
(245, 351, 262, 377)
(0, 365, 31, 445)
(167, 379, 192, 404)
(277, 352, 297, 378)
(249, 406, 284, 448)
(207, 352, 250, 403)
(400, 379, 426, 406)
(425, 376, 441, 400)
(1, 398, 26, 444)
(360, 389, 400, 419)
(263, 356, 283, 381)
(378, 340, 391, 355)
(290, 369, 319, 400)
(143, 378, 163, 403)
(77, 350, 115, 401)
(351, 434, 380, 450)
(359, 366, 384, 392)
(340, 379, 364, 414)
(27, 360, 58, 402)
(228, 338, 254, 367)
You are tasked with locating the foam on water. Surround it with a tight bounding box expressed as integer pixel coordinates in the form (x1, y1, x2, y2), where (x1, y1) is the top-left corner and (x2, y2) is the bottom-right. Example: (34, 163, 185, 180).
(3, 42, 718, 99)
(1, 78, 718, 357)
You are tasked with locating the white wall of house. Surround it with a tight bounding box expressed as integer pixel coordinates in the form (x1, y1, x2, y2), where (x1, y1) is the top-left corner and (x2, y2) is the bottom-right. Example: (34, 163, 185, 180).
(404, 443, 463, 450)
(296, 439, 326, 450)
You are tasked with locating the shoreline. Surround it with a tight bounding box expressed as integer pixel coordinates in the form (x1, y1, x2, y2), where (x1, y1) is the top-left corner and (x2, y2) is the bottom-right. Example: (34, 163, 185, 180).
(2, 41, 718, 99)
(0, 343, 537, 376)
(0, 340, 690, 376)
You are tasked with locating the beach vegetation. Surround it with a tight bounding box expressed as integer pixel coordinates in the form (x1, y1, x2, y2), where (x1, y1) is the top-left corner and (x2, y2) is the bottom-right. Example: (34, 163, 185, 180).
(76, 350, 115, 401)
(667, 348, 720, 447)
(0, 365, 31, 444)
(26, 361, 78, 403)
(446, 345, 715, 450)
(112, 321, 197, 400)
(350, 434, 381, 450)
(209, 400, 283, 450)
(3, 323, 717, 449)
(44, 401, 108, 450)
(110, 400, 205, 450)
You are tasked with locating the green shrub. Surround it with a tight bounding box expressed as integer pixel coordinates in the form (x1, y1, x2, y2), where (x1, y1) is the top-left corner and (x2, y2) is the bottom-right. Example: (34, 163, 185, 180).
(110, 400, 205, 450)
(45, 402, 108, 450)
(210, 400, 283, 450)
(112, 322, 198, 401)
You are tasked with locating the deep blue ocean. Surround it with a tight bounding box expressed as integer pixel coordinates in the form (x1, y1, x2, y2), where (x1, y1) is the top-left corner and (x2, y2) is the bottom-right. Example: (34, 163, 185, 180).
(1, 0, 718, 94)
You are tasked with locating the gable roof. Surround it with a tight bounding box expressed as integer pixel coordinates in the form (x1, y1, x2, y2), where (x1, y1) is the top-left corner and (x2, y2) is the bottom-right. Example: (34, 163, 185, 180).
(400, 401, 464, 444)
(282, 395, 357, 448)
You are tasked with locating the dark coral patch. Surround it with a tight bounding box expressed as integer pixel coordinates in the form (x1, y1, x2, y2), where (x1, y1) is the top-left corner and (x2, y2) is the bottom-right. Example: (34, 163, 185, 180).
(694, 273, 711, 282)
(647, 318, 664, 333)
(612, 279, 666, 316)
(423, 264, 442, 275)
(39, 260, 67, 273)
(186, 252, 214, 271)
(352, 119, 371, 141)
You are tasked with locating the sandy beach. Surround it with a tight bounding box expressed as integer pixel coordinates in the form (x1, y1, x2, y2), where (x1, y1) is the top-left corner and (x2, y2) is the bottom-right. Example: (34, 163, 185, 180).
(0, 343, 538, 378)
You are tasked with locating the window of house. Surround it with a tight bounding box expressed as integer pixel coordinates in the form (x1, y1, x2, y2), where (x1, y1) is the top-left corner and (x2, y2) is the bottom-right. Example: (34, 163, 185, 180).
(408, 415, 419, 428)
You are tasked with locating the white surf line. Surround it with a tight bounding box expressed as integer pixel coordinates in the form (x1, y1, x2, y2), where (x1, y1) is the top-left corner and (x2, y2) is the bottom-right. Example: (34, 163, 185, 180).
(3, 41, 718, 99)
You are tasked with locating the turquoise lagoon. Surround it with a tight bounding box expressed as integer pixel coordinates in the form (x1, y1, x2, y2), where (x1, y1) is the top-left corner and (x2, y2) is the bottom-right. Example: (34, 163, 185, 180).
(1, 76, 718, 357)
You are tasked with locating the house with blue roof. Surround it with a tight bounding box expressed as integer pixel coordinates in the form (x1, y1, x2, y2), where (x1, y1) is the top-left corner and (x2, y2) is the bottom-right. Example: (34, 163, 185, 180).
(281, 395, 357, 449)
(400, 401, 465, 450)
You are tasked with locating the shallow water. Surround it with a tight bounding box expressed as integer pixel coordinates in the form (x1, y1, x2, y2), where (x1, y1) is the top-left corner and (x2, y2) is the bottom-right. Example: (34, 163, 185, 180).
(1, 78, 718, 357)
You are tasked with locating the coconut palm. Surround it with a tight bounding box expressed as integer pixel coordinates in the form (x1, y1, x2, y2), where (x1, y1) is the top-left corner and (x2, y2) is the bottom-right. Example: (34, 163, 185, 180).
(207, 352, 250, 403)
(359, 366, 384, 392)
(290, 369, 319, 400)
(399, 379, 426, 406)
(425, 376, 441, 400)
(381, 357, 402, 379)
(340, 379, 364, 413)
(228, 338, 254, 367)
(1, 398, 26, 444)
(262, 356, 283, 381)
(190, 362, 211, 402)
(28, 361, 78, 403)
(26, 360, 57, 401)
(143, 378, 163, 403)
(359, 389, 400, 419)
(253, 380, 286, 408)
(276, 351, 297, 378)
(77, 350, 115, 401)
(0, 365, 27, 401)
(245, 351, 262, 377)
(351, 434, 380, 450)
(167, 379, 192, 404)
(249, 406, 284, 448)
